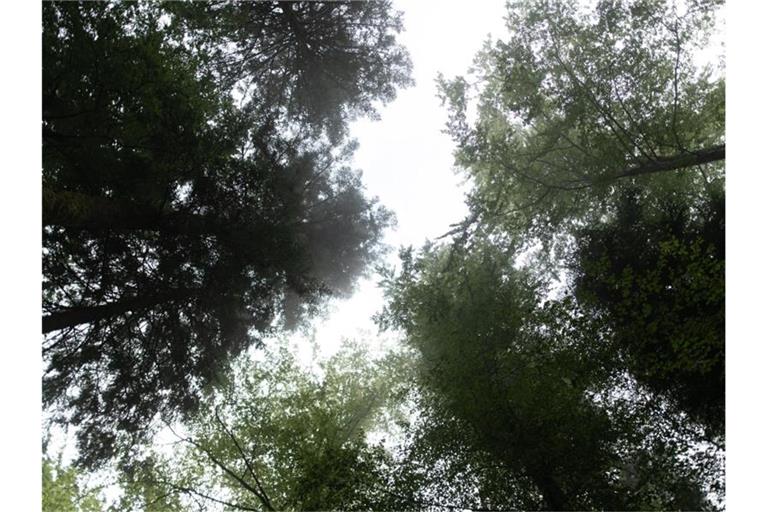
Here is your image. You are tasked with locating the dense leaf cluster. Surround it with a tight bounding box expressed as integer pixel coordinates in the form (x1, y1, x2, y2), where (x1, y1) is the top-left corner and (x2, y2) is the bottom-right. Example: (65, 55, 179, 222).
(42, 0, 409, 466)
(573, 188, 725, 438)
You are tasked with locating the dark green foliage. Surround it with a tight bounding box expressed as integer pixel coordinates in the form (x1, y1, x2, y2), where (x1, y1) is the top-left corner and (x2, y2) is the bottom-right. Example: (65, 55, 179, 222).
(379, 244, 716, 510)
(573, 189, 725, 438)
(165, 1, 413, 142)
(42, 0, 407, 467)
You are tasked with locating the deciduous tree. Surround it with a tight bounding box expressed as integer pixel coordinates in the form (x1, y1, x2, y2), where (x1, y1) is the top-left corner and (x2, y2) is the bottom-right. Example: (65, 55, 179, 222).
(117, 341, 413, 511)
(439, 0, 724, 253)
(379, 243, 720, 510)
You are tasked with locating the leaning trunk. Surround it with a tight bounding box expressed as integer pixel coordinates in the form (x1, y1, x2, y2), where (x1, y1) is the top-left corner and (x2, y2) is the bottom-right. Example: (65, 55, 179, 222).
(610, 143, 725, 181)
(42, 288, 197, 333)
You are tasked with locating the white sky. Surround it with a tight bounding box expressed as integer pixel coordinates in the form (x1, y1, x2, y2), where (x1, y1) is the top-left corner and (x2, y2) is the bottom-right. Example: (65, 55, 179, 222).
(288, 0, 509, 362)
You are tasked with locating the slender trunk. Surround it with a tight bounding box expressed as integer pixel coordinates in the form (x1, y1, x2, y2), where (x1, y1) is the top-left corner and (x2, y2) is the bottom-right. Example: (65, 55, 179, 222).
(529, 471, 569, 511)
(42, 288, 196, 333)
(611, 143, 725, 181)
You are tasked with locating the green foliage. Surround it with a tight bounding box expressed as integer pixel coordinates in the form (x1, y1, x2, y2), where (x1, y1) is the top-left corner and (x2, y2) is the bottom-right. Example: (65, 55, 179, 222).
(439, 0, 724, 252)
(41, 0, 726, 508)
(379, 242, 719, 510)
(573, 188, 725, 438)
(42, 0, 409, 467)
(122, 341, 413, 511)
(382, 245, 594, 508)
(42, 456, 103, 512)
(416, 2, 726, 505)
(165, 1, 413, 143)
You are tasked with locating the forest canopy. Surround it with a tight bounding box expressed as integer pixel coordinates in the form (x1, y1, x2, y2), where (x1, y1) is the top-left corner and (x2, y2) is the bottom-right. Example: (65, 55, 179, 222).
(43, 0, 411, 466)
(41, 0, 725, 510)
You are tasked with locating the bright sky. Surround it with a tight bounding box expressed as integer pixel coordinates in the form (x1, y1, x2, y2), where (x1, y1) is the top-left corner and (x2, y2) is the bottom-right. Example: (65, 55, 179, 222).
(288, 0, 509, 361)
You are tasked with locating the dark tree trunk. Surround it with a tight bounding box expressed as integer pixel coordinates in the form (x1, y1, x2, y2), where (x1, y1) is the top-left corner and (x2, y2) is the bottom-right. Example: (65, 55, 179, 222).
(42, 288, 197, 333)
(611, 143, 725, 181)
(529, 471, 569, 511)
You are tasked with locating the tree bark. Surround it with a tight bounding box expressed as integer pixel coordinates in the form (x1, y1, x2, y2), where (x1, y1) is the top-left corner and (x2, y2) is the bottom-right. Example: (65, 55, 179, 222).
(610, 143, 724, 181)
(42, 288, 197, 333)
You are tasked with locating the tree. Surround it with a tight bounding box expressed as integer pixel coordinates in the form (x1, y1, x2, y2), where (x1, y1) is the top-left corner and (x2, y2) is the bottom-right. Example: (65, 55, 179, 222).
(164, 1, 413, 143)
(42, 455, 104, 512)
(439, 0, 724, 253)
(572, 188, 725, 439)
(116, 341, 414, 511)
(430, 0, 725, 486)
(379, 242, 720, 510)
(42, 0, 409, 466)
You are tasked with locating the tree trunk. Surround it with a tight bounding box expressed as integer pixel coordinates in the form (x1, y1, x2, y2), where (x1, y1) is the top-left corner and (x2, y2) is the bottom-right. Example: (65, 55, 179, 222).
(528, 471, 569, 511)
(42, 288, 197, 333)
(611, 143, 725, 181)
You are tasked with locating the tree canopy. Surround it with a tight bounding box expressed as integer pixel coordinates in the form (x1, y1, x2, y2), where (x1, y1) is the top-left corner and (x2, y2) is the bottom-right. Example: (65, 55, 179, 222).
(379, 243, 720, 510)
(41, 0, 725, 509)
(376, 0, 725, 508)
(439, 0, 724, 254)
(431, 0, 724, 449)
(42, 0, 410, 466)
(110, 341, 414, 512)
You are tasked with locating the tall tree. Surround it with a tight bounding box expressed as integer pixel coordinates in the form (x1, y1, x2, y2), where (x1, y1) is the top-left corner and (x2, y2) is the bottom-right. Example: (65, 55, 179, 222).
(42, 0, 409, 466)
(439, 0, 724, 253)
(432, 0, 725, 473)
(115, 341, 414, 512)
(165, 1, 413, 142)
(572, 188, 725, 439)
(379, 243, 720, 510)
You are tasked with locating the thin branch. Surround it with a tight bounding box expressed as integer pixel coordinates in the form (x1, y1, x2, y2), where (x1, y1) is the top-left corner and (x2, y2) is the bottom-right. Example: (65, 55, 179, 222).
(545, 24, 649, 162)
(157, 479, 262, 512)
(165, 420, 275, 512)
(213, 408, 276, 511)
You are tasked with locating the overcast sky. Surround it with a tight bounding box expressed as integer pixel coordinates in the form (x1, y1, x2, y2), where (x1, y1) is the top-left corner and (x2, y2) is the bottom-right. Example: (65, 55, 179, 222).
(288, 0, 509, 361)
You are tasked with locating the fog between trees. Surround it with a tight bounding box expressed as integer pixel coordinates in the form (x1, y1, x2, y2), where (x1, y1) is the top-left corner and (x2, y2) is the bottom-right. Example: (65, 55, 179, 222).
(42, 1, 724, 510)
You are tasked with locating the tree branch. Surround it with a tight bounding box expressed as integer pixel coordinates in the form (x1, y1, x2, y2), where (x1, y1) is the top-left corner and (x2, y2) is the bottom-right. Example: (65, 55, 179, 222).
(608, 144, 724, 181)
(213, 408, 276, 511)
